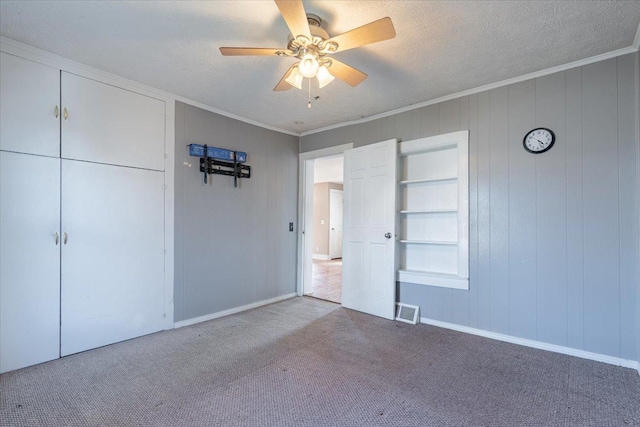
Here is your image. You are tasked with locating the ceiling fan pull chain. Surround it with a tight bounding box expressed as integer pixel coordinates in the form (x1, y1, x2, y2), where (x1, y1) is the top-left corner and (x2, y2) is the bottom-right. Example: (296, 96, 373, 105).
(308, 78, 311, 109)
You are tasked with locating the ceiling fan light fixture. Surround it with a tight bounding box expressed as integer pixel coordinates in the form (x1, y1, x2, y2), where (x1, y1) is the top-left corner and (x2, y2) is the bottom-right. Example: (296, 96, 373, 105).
(316, 65, 335, 88)
(298, 52, 320, 78)
(285, 66, 304, 89)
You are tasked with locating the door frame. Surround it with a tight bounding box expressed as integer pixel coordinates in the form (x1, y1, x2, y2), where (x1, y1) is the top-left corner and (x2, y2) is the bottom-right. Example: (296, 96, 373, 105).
(328, 188, 344, 259)
(296, 143, 353, 297)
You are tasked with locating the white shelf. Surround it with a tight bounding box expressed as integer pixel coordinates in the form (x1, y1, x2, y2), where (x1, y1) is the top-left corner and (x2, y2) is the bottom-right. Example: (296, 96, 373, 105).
(397, 269, 469, 290)
(399, 240, 457, 246)
(396, 131, 469, 292)
(400, 177, 457, 185)
(399, 209, 457, 214)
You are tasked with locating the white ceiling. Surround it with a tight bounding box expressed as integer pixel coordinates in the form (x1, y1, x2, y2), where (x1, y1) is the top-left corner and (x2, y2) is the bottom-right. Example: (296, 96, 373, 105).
(1, 1, 639, 134)
(314, 155, 343, 184)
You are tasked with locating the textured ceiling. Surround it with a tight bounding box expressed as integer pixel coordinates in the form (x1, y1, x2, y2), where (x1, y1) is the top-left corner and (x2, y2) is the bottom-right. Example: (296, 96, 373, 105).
(1, 1, 639, 134)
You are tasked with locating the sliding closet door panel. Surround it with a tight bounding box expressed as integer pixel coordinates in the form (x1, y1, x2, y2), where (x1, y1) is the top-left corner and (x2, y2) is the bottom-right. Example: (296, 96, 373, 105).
(61, 160, 164, 356)
(0, 152, 60, 373)
(61, 72, 165, 171)
(0, 53, 60, 157)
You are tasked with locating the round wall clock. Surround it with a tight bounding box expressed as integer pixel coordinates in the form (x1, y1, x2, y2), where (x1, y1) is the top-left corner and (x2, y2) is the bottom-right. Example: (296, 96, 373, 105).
(523, 128, 555, 154)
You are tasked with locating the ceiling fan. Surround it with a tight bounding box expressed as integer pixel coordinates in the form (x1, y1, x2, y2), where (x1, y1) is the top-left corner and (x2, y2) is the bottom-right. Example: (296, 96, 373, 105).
(219, 0, 396, 92)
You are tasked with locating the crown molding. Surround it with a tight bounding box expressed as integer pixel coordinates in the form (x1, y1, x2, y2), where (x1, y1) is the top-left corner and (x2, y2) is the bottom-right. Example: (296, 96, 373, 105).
(301, 39, 640, 137)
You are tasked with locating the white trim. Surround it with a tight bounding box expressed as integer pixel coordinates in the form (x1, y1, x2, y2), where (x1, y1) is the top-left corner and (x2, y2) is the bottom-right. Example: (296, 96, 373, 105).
(398, 131, 468, 156)
(633, 22, 640, 50)
(0, 36, 298, 137)
(397, 270, 469, 290)
(312, 254, 331, 260)
(299, 143, 354, 161)
(174, 293, 297, 328)
(397, 131, 469, 290)
(297, 143, 353, 297)
(163, 100, 175, 330)
(420, 317, 640, 371)
(301, 46, 639, 137)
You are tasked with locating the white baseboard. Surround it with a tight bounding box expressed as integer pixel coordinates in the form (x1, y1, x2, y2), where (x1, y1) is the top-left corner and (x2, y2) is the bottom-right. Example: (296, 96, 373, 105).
(174, 293, 297, 328)
(420, 317, 640, 372)
(312, 254, 331, 260)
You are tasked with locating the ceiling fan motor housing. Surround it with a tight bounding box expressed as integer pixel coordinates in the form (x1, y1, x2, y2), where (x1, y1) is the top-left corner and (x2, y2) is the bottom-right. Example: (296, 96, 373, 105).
(287, 14, 336, 58)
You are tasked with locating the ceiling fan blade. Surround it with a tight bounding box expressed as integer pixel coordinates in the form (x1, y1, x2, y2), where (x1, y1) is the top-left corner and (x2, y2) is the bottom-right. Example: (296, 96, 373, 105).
(325, 17, 396, 53)
(273, 64, 296, 91)
(328, 59, 367, 87)
(274, 0, 311, 41)
(220, 47, 291, 56)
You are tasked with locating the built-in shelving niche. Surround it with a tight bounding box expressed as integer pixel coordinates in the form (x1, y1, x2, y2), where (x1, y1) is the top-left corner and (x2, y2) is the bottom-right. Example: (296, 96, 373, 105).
(397, 131, 469, 290)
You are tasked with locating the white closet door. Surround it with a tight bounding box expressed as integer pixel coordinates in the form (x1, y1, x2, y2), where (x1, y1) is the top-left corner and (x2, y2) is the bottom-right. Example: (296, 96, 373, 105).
(1, 152, 61, 373)
(342, 139, 398, 320)
(61, 160, 164, 356)
(61, 72, 165, 171)
(0, 53, 60, 157)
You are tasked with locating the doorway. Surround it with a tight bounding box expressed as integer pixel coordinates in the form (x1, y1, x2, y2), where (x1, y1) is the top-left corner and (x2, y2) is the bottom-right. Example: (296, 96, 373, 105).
(309, 156, 343, 303)
(297, 143, 352, 305)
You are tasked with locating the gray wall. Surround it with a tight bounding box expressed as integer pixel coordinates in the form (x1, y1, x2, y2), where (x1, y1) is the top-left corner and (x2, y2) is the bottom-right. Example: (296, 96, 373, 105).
(174, 101, 298, 322)
(301, 53, 640, 362)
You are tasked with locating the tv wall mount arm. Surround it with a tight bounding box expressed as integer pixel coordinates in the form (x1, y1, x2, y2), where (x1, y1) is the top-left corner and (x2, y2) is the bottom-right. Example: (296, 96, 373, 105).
(189, 144, 251, 188)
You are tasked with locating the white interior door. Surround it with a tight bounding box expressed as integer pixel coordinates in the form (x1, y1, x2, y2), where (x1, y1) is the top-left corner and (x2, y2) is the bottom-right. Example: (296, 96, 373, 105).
(329, 189, 343, 259)
(61, 72, 165, 171)
(342, 139, 397, 320)
(61, 159, 165, 356)
(1, 152, 61, 373)
(0, 52, 60, 157)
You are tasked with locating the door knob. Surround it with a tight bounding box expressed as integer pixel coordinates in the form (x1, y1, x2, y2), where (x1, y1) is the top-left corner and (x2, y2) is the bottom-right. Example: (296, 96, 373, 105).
(384, 232, 392, 239)
(63, 232, 68, 245)
(63, 108, 69, 120)
(54, 105, 59, 118)
(54, 232, 59, 245)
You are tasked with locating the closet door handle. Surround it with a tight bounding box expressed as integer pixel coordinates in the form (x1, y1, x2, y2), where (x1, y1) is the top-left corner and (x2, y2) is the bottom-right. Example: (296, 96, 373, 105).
(54, 105, 59, 118)
(63, 108, 68, 120)
(63, 232, 68, 245)
(55, 232, 59, 245)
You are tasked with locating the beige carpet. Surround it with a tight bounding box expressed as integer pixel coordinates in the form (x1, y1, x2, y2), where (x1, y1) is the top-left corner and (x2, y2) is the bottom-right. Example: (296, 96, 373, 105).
(1, 297, 639, 426)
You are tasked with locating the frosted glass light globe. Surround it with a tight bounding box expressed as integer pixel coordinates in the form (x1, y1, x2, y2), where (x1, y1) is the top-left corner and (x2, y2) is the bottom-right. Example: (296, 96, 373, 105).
(298, 53, 320, 78)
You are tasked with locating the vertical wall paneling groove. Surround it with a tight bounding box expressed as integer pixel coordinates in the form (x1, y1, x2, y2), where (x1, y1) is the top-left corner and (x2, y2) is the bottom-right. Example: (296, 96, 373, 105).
(174, 102, 298, 322)
(452, 96, 471, 327)
(174, 102, 184, 320)
(476, 91, 492, 331)
(565, 67, 585, 350)
(535, 72, 568, 346)
(618, 54, 639, 361)
(507, 80, 537, 340)
(300, 52, 639, 362)
(489, 87, 510, 334)
(468, 94, 480, 329)
(420, 104, 440, 138)
(582, 58, 621, 356)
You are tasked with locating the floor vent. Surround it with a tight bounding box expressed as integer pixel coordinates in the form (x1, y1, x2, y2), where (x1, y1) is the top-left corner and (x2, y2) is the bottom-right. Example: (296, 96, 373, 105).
(395, 303, 419, 325)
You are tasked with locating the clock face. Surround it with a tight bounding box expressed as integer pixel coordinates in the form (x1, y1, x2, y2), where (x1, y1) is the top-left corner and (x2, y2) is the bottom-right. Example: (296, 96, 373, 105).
(523, 128, 555, 154)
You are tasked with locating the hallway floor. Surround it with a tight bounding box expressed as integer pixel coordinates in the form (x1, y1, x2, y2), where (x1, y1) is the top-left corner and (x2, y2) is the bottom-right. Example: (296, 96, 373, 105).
(311, 259, 342, 304)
